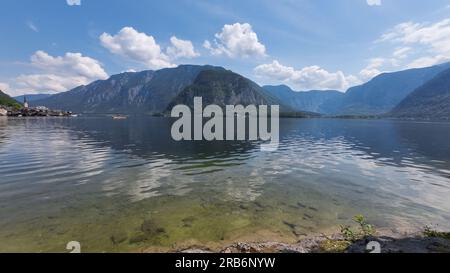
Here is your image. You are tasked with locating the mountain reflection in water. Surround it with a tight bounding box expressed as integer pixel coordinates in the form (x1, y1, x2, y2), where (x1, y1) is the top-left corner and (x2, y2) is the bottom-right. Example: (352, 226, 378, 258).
(0, 117, 449, 252)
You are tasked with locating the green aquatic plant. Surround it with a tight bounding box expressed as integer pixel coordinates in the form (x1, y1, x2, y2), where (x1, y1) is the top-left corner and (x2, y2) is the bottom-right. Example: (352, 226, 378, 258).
(423, 226, 450, 240)
(354, 214, 375, 237)
(340, 214, 376, 242)
(340, 225, 356, 242)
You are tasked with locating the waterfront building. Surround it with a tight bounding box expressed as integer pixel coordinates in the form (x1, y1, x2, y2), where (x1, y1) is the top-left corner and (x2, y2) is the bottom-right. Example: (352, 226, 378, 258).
(23, 96, 29, 109)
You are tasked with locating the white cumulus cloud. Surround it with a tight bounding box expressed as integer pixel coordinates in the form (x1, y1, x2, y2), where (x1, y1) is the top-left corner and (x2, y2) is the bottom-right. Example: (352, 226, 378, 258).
(378, 18, 450, 68)
(392, 47, 413, 59)
(359, 58, 385, 81)
(14, 51, 108, 95)
(30, 50, 108, 80)
(16, 74, 88, 94)
(66, 0, 81, 6)
(204, 23, 267, 58)
(407, 55, 450, 69)
(100, 27, 176, 69)
(166, 36, 200, 59)
(366, 0, 381, 6)
(254, 60, 360, 91)
(0, 82, 10, 92)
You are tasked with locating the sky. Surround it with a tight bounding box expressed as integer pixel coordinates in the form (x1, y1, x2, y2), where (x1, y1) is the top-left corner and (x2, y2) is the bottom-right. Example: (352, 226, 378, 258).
(1, 0, 450, 96)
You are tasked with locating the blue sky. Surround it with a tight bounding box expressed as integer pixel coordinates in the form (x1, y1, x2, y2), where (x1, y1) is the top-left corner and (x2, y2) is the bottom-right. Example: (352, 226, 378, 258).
(1, 0, 449, 96)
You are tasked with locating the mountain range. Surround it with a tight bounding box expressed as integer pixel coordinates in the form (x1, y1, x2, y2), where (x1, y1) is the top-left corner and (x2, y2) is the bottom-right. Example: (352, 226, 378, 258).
(263, 85, 344, 114)
(19, 61, 450, 119)
(336, 62, 450, 115)
(31, 65, 224, 113)
(391, 67, 450, 119)
(31, 65, 307, 116)
(263, 62, 450, 116)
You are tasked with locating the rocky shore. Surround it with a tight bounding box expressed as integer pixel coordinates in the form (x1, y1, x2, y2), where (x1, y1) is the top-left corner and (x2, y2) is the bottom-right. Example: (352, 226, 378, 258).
(175, 231, 450, 253)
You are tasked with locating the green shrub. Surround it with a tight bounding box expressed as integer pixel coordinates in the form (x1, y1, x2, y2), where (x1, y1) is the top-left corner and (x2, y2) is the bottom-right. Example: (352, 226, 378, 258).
(423, 226, 450, 240)
(340, 214, 376, 242)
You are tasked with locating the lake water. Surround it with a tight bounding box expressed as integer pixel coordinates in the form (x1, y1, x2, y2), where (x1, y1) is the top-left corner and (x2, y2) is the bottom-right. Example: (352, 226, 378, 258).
(1, 116, 450, 252)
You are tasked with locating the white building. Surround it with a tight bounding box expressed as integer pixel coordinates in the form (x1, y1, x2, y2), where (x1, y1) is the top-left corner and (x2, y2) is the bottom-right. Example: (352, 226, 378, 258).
(35, 106, 48, 111)
(0, 108, 7, 116)
(23, 96, 29, 109)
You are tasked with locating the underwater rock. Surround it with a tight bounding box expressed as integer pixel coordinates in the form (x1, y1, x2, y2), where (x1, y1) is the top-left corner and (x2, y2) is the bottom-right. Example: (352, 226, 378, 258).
(129, 219, 167, 244)
(129, 233, 147, 244)
(303, 213, 313, 219)
(254, 202, 264, 208)
(141, 219, 165, 235)
(111, 231, 128, 245)
(239, 204, 249, 210)
(282, 221, 297, 230)
(182, 216, 197, 228)
(293, 228, 308, 237)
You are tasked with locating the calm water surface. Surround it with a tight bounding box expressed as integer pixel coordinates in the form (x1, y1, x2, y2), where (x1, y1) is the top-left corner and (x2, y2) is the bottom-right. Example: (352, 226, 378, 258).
(0, 116, 449, 252)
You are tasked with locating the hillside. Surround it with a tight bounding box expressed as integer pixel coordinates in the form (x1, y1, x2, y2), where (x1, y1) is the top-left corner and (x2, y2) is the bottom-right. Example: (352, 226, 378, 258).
(391, 68, 450, 120)
(167, 70, 298, 114)
(335, 62, 450, 115)
(0, 90, 22, 109)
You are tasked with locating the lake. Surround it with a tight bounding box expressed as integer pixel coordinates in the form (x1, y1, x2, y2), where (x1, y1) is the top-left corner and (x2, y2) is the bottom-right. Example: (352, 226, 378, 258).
(0, 116, 450, 252)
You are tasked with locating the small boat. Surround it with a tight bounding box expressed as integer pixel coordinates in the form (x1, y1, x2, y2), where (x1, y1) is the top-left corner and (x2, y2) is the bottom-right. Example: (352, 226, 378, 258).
(112, 115, 128, 120)
(70, 114, 79, 117)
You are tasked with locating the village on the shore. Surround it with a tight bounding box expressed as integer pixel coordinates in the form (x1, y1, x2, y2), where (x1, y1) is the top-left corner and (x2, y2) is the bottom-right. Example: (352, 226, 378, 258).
(0, 96, 74, 117)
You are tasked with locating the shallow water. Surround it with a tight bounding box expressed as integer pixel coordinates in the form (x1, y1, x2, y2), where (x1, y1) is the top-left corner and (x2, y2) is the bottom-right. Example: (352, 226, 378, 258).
(0, 117, 450, 252)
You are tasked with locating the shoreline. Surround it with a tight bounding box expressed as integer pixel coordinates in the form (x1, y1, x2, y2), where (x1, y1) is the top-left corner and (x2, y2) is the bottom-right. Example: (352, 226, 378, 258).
(137, 221, 450, 253)
(3, 113, 450, 123)
(169, 229, 450, 253)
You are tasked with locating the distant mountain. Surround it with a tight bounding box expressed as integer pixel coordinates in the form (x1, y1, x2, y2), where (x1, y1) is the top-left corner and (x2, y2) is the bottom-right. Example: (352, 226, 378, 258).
(335, 62, 450, 115)
(31, 62, 450, 117)
(0, 90, 22, 109)
(263, 85, 344, 114)
(14, 94, 52, 103)
(390, 67, 450, 120)
(167, 70, 295, 113)
(32, 65, 225, 113)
